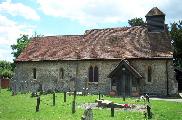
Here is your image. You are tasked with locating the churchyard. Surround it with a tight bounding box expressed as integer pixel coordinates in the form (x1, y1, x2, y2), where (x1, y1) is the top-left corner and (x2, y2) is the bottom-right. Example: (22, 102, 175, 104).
(0, 89, 182, 120)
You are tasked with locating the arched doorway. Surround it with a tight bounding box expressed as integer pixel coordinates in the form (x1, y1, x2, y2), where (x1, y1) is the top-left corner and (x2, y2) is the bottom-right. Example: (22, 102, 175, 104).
(108, 60, 142, 96)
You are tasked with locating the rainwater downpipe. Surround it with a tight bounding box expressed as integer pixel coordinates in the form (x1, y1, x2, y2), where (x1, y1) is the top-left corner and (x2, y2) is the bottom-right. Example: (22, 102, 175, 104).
(166, 60, 169, 96)
(76, 61, 78, 78)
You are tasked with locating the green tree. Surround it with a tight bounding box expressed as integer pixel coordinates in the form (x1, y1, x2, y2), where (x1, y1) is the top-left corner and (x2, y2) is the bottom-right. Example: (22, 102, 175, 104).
(11, 35, 30, 60)
(170, 21, 182, 67)
(128, 17, 145, 27)
(0, 60, 13, 78)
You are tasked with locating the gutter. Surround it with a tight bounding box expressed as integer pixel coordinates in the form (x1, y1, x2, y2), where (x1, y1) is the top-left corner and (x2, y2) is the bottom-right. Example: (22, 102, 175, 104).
(15, 57, 173, 63)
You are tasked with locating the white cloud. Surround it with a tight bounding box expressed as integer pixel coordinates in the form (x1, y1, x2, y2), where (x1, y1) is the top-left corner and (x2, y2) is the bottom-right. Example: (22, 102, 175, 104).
(0, 0, 40, 20)
(0, 46, 13, 62)
(0, 0, 38, 61)
(0, 15, 35, 45)
(36, 0, 181, 26)
(0, 14, 36, 62)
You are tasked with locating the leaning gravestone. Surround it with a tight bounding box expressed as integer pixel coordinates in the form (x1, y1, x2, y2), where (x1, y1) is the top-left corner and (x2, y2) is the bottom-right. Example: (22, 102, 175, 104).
(81, 108, 93, 120)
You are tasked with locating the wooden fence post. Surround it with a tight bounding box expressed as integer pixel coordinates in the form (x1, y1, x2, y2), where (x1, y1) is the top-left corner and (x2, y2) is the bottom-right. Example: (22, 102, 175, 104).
(72, 100, 76, 114)
(73, 91, 76, 100)
(72, 91, 76, 114)
(111, 103, 114, 117)
(98, 92, 101, 100)
(53, 92, 55, 106)
(123, 97, 125, 101)
(147, 105, 152, 119)
(64, 91, 66, 102)
(36, 96, 40, 112)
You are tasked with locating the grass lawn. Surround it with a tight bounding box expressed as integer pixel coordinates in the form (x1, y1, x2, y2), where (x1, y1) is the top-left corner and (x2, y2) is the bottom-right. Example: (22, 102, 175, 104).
(0, 89, 182, 120)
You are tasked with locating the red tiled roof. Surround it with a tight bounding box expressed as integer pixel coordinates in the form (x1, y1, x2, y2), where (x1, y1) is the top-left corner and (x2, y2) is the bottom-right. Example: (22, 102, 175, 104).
(16, 26, 172, 61)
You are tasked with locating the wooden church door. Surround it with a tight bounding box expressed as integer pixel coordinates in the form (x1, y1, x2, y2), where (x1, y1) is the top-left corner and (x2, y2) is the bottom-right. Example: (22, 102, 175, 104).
(117, 71, 131, 96)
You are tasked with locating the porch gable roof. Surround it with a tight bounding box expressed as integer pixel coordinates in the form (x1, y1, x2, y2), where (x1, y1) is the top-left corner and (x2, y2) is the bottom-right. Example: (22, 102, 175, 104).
(108, 60, 142, 78)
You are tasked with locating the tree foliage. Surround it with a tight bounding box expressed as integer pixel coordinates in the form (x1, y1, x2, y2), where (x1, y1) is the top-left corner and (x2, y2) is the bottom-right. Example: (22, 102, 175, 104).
(170, 21, 182, 67)
(11, 35, 30, 60)
(128, 17, 145, 27)
(0, 60, 13, 78)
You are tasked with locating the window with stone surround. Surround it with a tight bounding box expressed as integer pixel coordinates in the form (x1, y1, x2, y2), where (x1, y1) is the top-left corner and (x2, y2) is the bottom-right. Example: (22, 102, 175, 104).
(33, 68, 36, 79)
(94, 66, 98, 82)
(89, 66, 99, 82)
(148, 66, 152, 82)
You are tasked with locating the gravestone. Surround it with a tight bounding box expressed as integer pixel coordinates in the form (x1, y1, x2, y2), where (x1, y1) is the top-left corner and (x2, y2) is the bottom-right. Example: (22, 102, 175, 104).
(81, 108, 93, 120)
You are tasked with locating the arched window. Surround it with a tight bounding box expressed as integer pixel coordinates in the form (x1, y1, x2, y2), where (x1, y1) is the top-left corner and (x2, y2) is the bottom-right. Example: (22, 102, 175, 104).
(59, 68, 64, 79)
(148, 66, 152, 82)
(94, 66, 98, 82)
(33, 68, 36, 79)
(89, 66, 93, 82)
(88, 66, 99, 82)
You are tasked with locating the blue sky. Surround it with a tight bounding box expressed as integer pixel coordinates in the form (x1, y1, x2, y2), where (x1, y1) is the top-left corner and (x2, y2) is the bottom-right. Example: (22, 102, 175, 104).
(0, 0, 182, 62)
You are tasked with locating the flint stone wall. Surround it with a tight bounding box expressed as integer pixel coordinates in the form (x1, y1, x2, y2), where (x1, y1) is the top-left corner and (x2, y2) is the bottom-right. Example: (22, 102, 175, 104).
(13, 60, 119, 94)
(130, 59, 177, 96)
(12, 59, 177, 96)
